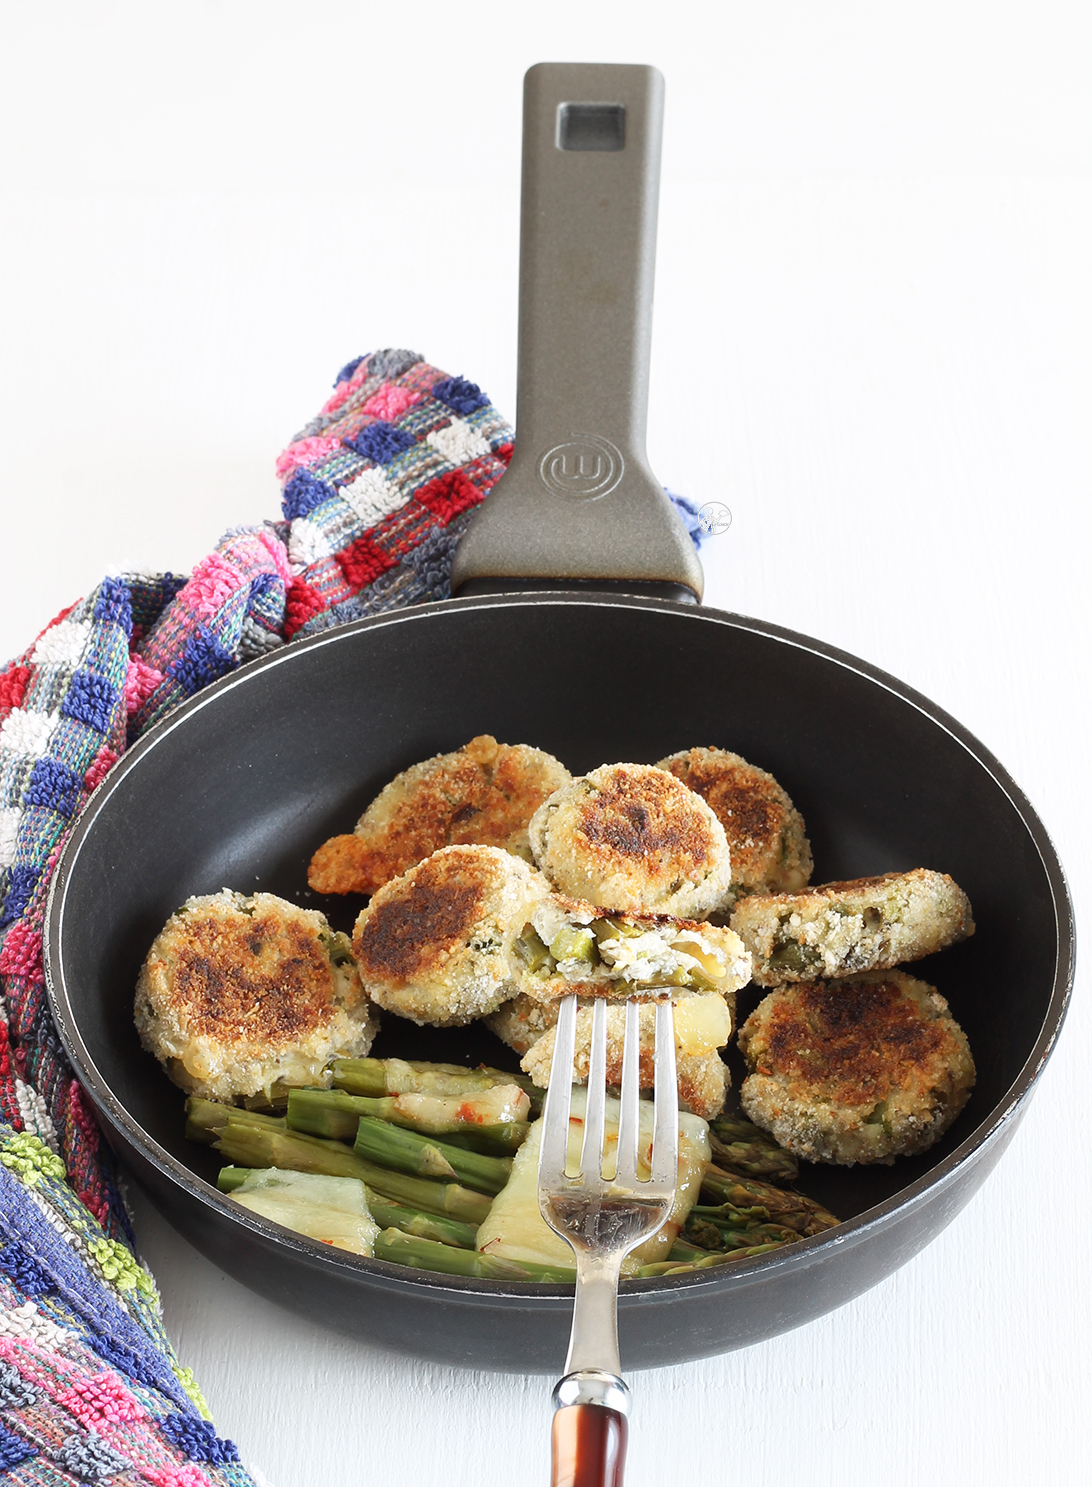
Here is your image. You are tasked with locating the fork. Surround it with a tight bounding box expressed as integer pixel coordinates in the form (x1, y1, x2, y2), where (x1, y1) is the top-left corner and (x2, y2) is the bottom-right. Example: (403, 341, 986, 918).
(538, 994, 678, 1487)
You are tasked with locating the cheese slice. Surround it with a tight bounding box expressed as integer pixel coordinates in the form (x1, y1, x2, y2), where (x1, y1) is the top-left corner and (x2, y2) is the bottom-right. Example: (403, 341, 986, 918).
(476, 1088, 709, 1275)
(230, 1169, 380, 1256)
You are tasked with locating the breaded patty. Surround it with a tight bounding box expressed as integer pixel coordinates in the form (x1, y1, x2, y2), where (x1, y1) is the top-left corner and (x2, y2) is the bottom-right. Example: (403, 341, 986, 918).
(514, 896, 752, 1003)
(731, 868, 974, 986)
(135, 891, 378, 1103)
(520, 1011, 731, 1121)
(529, 763, 732, 918)
(487, 988, 736, 1060)
(657, 746, 813, 899)
(309, 735, 570, 896)
(738, 971, 976, 1164)
(351, 845, 550, 1027)
(488, 991, 734, 1119)
(484, 993, 560, 1056)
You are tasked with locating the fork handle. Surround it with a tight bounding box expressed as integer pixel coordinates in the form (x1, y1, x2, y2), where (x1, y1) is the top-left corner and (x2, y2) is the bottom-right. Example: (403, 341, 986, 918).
(551, 1405, 627, 1487)
(551, 1372, 629, 1487)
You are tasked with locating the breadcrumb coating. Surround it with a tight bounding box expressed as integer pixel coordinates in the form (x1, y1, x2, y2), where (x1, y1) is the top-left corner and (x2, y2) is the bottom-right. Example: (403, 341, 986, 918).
(738, 971, 975, 1164)
(731, 868, 974, 986)
(529, 763, 732, 918)
(657, 746, 812, 899)
(309, 735, 570, 896)
(351, 845, 550, 1026)
(135, 890, 378, 1103)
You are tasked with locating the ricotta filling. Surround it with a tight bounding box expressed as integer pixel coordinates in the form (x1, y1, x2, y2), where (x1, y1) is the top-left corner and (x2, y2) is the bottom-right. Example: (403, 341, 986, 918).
(521, 901, 734, 992)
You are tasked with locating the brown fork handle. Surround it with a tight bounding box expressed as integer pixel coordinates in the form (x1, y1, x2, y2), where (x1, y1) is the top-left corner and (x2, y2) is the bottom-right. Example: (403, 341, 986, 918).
(551, 1404, 628, 1487)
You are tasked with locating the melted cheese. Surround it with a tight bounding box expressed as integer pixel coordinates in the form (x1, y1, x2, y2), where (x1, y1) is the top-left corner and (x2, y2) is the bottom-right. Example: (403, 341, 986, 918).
(230, 1169, 379, 1255)
(476, 1089, 710, 1275)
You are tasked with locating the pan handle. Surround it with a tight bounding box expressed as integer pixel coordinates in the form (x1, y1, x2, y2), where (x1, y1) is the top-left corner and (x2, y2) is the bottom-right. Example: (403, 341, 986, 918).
(450, 62, 703, 603)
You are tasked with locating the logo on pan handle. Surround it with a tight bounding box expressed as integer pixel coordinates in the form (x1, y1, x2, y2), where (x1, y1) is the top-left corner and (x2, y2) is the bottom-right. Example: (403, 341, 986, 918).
(538, 435, 624, 500)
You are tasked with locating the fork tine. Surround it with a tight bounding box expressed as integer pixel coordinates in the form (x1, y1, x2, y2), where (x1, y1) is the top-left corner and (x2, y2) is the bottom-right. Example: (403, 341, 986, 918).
(651, 999, 678, 1188)
(580, 997, 609, 1179)
(614, 998, 642, 1187)
(539, 993, 577, 1183)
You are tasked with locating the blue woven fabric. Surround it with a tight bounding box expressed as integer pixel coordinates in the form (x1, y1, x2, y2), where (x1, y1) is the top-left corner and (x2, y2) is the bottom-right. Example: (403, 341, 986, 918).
(0, 348, 706, 1483)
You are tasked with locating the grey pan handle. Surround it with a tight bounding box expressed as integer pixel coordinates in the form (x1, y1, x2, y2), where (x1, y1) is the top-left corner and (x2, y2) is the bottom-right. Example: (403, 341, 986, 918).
(450, 62, 703, 603)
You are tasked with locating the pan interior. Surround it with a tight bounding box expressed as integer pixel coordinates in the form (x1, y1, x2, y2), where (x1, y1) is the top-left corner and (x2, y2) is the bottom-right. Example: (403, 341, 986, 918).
(51, 599, 1060, 1233)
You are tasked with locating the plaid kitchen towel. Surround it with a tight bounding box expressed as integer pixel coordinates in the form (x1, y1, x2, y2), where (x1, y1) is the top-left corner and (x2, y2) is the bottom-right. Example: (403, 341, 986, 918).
(0, 349, 703, 1483)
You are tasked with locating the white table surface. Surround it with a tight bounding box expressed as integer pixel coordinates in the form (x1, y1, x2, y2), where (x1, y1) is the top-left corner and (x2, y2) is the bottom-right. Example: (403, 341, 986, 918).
(2, 6, 1090, 1484)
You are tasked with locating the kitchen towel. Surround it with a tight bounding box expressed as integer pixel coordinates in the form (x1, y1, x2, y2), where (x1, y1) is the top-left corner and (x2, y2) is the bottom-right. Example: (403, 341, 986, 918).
(0, 349, 704, 1483)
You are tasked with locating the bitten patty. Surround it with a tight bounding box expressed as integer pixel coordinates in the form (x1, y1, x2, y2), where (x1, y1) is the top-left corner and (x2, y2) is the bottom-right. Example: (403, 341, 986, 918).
(351, 844, 550, 1027)
(309, 735, 570, 896)
(529, 762, 733, 917)
(737, 971, 975, 1164)
(657, 746, 813, 899)
(731, 868, 974, 986)
(487, 991, 735, 1119)
(135, 891, 378, 1103)
(514, 897, 751, 1003)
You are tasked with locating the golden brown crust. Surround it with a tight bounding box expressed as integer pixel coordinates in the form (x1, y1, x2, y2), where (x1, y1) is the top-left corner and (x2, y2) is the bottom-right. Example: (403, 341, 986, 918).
(350, 845, 551, 1027)
(135, 891, 378, 1102)
(308, 736, 570, 896)
(738, 971, 975, 1164)
(731, 868, 975, 985)
(576, 769, 712, 871)
(148, 898, 346, 1047)
(749, 978, 951, 1108)
(529, 763, 732, 917)
(307, 835, 374, 896)
(353, 852, 488, 987)
(657, 747, 812, 896)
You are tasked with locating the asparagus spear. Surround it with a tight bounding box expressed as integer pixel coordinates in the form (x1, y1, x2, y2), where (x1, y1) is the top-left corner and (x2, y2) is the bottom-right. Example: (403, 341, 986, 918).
(710, 1117, 781, 1144)
(241, 1082, 292, 1114)
(352, 1117, 512, 1196)
(699, 1168, 840, 1237)
(217, 1165, 252, 1191)
(374, 1228, 574, 1282)
(684, 1213, 801, 1251)
(635, 1242, 786, 1277)
(216, 1167, 480, 1249)
(707, 1135, 799, 1183)
(332, 1058, 542, 1113)
(364, 1198, 479, 1250)
(185, 1097, 285, 1145)
(286, 1087, 530, 1154)
(665, 1237, 710, 1264)
(212, 1121, 493, 1225)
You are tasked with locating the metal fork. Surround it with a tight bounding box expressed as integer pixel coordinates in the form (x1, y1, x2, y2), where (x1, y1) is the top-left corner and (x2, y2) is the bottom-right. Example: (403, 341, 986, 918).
(538, 994, 678, 1487)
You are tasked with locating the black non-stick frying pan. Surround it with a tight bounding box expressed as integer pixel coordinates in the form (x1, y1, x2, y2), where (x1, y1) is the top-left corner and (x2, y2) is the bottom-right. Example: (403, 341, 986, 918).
(44, 64, 1073, 1374)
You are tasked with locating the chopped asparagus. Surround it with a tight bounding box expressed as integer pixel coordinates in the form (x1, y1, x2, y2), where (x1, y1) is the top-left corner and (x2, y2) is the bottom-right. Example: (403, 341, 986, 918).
(364, 1198, 479, 1250)
(635, 1242, 786, 1277)
(375, 1229, 574, 1282)
(352, 1117, 512, 1196)
(332, 1057, 542, 1114)
(216, 1168, 479, 1249)
(286, 1087, 530, 1154)
(241, 1082, 292, 1114)
(684, 1213, 800, 1250)
(185, 1097, 285, 1145)
(212, 1120, 492, 1225)
(697, 1172, 840, 1237)
(217, 1165, 251, 1191)
(710, 1117, 779, 1144)
(706, 1132, 800, 1182)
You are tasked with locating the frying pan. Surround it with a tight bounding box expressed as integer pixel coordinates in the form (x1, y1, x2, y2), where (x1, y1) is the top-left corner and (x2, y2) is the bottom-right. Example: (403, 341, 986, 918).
(44, 64, 1073, 1373)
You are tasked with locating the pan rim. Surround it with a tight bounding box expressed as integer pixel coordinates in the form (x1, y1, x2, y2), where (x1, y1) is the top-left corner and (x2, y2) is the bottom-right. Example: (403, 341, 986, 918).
(43, 590, 1076, 1304)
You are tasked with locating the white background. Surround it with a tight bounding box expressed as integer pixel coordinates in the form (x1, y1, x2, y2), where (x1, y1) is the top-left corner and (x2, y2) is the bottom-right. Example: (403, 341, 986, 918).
(2, 4, 1090, 1484)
